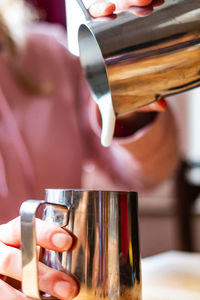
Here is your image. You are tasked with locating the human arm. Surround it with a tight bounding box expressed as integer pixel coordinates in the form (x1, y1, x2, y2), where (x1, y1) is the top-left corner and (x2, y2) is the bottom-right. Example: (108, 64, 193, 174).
(82, 97, 179, 191)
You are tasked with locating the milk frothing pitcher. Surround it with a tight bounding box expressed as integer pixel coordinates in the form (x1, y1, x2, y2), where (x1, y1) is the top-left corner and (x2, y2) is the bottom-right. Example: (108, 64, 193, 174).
(76, 0, 200, 146)
(20, 189, 141, 300)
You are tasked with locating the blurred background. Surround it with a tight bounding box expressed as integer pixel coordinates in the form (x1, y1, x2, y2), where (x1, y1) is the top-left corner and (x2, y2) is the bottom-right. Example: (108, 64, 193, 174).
(26, 0, 200, 258)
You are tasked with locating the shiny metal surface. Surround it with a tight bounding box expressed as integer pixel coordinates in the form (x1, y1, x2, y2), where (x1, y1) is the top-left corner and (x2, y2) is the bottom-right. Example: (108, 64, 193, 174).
(20, 197, 71, 300)
(78, 0, 200, 115)
(20, 200, 45, 299)
(20, 190, 141, 300)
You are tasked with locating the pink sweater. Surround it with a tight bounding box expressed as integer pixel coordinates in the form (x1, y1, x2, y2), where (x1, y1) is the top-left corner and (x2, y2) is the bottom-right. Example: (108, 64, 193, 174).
(0, 25, 179, 223)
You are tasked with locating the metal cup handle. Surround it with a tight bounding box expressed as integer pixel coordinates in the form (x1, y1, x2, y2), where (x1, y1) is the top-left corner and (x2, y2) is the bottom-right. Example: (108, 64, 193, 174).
(20, 200, 70, 300)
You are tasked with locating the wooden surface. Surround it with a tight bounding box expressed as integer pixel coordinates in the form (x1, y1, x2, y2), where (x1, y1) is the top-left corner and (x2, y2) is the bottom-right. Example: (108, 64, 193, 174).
(142, 251, 200, 300)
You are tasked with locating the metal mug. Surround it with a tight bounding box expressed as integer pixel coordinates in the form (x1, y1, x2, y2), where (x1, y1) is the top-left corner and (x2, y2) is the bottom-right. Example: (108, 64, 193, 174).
(76, 0, 200, 145)
(20, 189, 141, 300)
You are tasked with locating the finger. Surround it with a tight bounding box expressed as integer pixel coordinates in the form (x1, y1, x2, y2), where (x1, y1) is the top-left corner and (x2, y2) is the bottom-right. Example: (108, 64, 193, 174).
(0, 217, 73, 252)
(113, 0, 153, 10)
(125, 0, 164, 17)
(0, 242, 78, 300)
(0, 279, 29, 300)
(89, 0, 153, 16)
(89, 0, 116, 17)
(138, 98, 167, 112)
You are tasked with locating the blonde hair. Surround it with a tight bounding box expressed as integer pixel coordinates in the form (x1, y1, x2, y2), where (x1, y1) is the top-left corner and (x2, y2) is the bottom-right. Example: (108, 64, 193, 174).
(0, 0, 51, 94)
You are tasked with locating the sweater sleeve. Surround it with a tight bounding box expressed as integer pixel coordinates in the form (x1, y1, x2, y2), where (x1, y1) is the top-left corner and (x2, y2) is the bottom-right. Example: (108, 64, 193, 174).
(111, 108, 180, 190)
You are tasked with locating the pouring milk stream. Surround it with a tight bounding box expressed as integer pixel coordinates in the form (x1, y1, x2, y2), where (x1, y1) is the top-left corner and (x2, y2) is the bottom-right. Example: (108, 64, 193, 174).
(66, 0, 116, 147)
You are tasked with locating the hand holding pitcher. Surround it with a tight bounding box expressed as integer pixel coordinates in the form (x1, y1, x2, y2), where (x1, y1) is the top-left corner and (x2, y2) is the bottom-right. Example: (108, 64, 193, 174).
(0, 217, 78, 300)
(20, 190, 141, 300)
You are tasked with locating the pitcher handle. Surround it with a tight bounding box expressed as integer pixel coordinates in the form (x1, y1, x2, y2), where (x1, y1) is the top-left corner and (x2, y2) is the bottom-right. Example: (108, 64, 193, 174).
(20, 200, 70, 300)
(75, 0, 92, 20)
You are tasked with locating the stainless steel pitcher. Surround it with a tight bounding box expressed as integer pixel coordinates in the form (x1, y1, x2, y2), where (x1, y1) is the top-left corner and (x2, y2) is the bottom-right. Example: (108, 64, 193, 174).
(76, 0, 200, 145)
(20, 189, 141, 300)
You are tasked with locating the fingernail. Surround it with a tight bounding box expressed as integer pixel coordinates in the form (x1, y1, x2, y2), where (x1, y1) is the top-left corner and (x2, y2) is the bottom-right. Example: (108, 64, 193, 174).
(52, 233, 72, 250)
(54, 281, 76, 300)
(90, 2, 115, 17)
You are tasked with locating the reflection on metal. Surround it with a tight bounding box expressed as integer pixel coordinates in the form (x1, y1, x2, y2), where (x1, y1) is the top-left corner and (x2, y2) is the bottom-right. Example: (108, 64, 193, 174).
(20, 190, 141, 300)
(78, 0, 200, 115)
